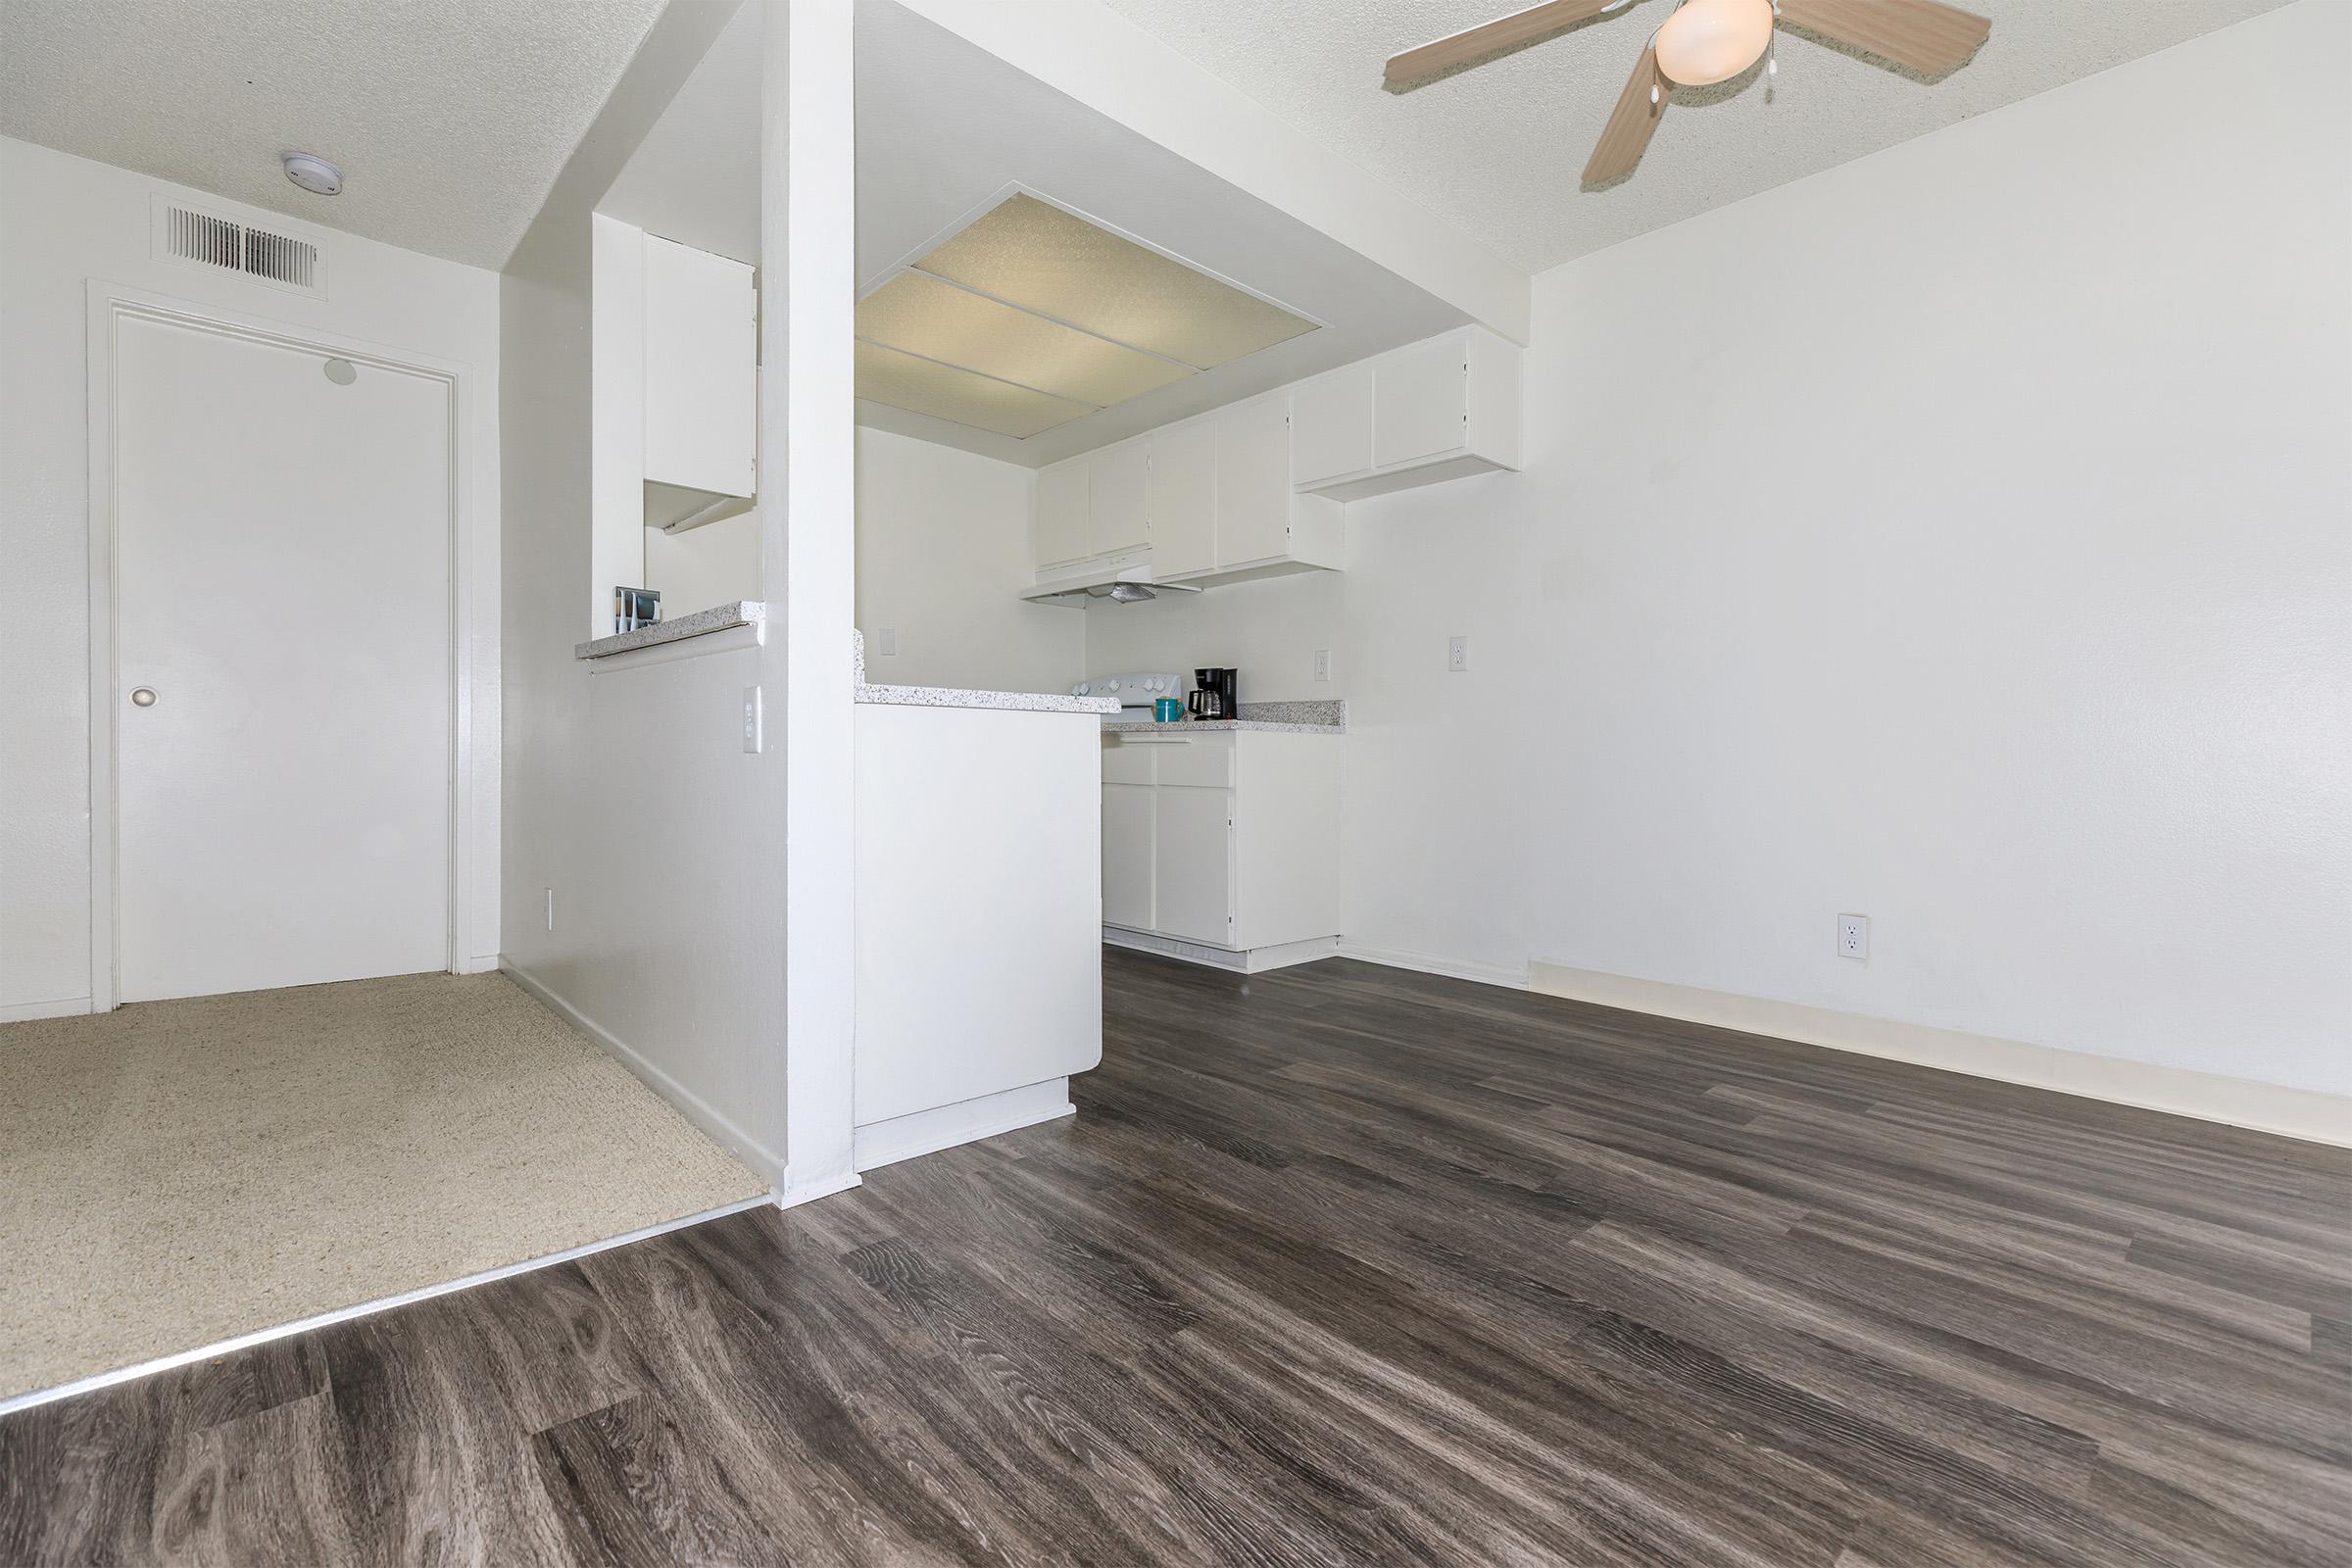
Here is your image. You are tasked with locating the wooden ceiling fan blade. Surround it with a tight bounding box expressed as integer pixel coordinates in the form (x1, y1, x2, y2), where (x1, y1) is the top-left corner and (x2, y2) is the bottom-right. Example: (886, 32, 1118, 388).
(1582, 44, 1666, 187)
(1774, 0, 1990, 77)
(1385, 0, 1615, 90)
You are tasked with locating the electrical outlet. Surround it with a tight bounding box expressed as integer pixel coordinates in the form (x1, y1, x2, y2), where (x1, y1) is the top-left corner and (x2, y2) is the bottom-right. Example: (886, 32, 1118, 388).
(1448, 635, 1469, 672)
(1838, 913, 1869, 960)
(875, 627, 899, 657)
(545, 888, 555, 933)
(742, 686, 763, 754)
(1313, 649, 1332, 683)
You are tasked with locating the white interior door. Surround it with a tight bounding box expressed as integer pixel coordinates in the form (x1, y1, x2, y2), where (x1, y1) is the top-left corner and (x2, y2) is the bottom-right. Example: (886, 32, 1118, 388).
(114, 314, 452, 1003)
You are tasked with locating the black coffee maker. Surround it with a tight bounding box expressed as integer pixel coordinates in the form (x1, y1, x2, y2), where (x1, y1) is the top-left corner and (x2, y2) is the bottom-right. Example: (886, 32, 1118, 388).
(1188, 666, 1238, 721)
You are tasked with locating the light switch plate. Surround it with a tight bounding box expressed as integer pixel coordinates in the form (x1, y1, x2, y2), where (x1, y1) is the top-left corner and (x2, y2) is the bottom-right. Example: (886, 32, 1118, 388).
(875, 627, 899, 657)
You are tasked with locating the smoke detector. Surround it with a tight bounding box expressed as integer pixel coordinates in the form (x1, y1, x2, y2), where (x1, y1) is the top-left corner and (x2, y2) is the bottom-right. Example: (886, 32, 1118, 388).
(281, 153, 343, 196)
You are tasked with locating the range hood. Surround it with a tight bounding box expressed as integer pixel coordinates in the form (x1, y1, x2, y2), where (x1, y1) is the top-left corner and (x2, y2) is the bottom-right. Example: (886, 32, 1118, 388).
(1019, 548, 1203, 609)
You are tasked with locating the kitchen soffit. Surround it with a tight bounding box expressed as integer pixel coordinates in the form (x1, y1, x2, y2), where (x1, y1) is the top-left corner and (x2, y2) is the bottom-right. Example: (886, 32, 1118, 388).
(854, 192, 1320, 440)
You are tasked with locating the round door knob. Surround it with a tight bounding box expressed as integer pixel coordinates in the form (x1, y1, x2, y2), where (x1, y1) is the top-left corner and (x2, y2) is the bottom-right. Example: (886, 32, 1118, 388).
(129, 687, 158, 708)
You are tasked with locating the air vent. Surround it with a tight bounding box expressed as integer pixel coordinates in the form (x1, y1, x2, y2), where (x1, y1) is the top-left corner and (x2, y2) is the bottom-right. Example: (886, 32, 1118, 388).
(151, 196, 327, 298)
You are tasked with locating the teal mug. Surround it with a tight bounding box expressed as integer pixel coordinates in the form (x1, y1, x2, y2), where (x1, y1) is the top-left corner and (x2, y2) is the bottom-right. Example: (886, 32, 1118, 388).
(1153, 696, 1184, 722)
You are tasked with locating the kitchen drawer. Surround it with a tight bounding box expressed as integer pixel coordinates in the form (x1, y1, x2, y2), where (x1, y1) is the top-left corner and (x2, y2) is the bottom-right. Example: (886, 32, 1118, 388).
(1152, 734, 1234, 788)
(1103, 732, 1234, 787)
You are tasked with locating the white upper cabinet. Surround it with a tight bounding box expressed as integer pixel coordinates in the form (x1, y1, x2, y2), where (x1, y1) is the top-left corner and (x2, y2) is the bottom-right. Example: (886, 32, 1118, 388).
(1146, 417, 1217, 578)
(1023, 327, 1520, 586)
(1028, 406, 1338, 584)
(1374, 335, 1470, 467)
(1213, 394, 1289, 566)
(1203, 396, 1341, 582)
(1213, 397, 1293, 567)
(1290, 364, 1375, 488)
(642, 235, 756, 512)
(1298, 327, 1522, 503)
(1035, 458, 1090, 567)
(1087, 439, 1152, 557)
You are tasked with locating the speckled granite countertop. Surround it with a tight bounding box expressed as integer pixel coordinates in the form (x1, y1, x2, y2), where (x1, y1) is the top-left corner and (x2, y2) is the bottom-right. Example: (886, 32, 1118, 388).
(576, 601, 762, 660)
(853, 631, 1116, 716)
(1103, 700, 1346, 736)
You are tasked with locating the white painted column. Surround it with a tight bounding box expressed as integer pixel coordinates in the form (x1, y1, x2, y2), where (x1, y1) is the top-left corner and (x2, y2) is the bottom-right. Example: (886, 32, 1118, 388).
(588, 214, 647, 641)
(762, 0, 859, 1203)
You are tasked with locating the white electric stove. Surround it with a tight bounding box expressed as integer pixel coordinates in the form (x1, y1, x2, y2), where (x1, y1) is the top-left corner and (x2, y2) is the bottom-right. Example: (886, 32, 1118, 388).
(1070, 670, 1185, 726)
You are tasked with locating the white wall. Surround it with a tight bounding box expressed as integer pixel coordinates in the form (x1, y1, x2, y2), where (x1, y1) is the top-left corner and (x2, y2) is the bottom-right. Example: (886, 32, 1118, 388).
(646, 504, 762, 618)
(856, 427, 1084, 692)
(497, 0, 792, 1179)
(1089, 2, 2352, 1097)
(0, 136, 503, 1016)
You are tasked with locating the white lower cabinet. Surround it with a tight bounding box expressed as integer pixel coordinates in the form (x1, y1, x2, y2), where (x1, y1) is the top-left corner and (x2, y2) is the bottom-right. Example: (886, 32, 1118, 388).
(1100, 782, 1155, 931)
(1102, 731, 1340, 956)
(1152, 786, 1234, 944)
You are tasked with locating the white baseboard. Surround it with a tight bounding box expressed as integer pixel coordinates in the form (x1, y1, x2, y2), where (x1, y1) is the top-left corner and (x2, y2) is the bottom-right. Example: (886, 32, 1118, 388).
(0, 1193, 771, 1419)
(0, 995, 93, 1023)
(775, 1169, 863, 1208)
(498, 958, 791, 1189)
(1339, 942, 1529, 991)
(1100, 929, 1533, 991)
(1529, 960, 2352, 1150)
(1102, 928, 1340, 974)
(455, 954, 502, 976)
(853, 1079, 1073, 1174)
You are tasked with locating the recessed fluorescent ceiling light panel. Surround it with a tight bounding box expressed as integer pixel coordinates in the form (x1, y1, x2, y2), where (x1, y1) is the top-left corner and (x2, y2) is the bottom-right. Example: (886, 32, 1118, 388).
(855, 341, 1094, 441)
(860, 271, 1193, 408)
(856, 194, 1318, 440)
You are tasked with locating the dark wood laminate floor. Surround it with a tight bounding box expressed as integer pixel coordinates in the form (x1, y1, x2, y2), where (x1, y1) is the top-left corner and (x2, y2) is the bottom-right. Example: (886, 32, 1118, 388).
(5, 953, 2349, 1567)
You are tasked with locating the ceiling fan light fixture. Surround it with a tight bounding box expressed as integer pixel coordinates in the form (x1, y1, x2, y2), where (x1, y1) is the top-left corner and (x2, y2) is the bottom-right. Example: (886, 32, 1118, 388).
(1653, 0, 1775, 87)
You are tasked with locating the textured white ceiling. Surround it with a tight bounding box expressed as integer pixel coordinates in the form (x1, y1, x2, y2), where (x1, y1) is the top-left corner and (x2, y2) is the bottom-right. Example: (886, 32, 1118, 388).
(0, 0, 669, 269)
(1099, 0, 2292, 272)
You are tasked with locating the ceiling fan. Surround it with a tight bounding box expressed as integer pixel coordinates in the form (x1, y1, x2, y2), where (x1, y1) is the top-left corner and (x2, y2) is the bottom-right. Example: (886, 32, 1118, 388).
(1384, 0, 1992, 186)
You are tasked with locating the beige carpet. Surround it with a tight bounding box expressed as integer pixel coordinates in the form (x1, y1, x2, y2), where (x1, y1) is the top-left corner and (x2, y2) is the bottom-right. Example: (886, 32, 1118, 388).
(0, 972, 764, 1400)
